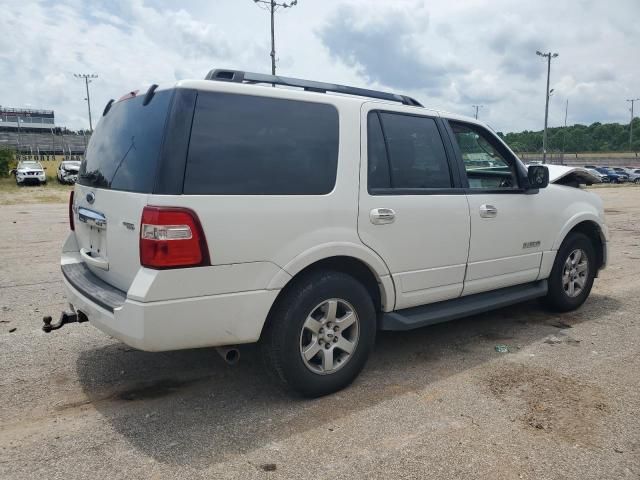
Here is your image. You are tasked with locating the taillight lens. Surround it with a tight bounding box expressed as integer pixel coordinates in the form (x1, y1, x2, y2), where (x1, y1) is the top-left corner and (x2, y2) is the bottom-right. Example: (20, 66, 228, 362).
(69, 190, 75, 231)
(140, 206, 210, 269)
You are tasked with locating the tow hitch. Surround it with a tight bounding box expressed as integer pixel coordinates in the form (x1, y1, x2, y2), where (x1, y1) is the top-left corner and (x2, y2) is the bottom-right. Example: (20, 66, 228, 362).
(42, 310, 88, 332)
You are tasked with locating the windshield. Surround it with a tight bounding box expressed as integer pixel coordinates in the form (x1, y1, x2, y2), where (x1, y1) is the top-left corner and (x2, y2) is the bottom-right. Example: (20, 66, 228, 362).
(19, 162, 40, 169)
(78, 89, 173, 192)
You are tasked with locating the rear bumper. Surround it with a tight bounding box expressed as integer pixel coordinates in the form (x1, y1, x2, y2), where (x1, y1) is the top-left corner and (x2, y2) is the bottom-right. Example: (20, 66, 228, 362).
(62, 262, 279, 351)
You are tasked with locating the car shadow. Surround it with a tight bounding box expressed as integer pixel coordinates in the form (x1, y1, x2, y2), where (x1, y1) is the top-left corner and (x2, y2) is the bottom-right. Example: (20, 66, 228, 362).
(75, 293, 621, 468)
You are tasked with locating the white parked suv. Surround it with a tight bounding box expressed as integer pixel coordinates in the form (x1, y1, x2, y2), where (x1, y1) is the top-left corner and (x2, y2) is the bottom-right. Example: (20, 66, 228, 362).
(59, 70, 607, 397)
(15, 160, 46, 185)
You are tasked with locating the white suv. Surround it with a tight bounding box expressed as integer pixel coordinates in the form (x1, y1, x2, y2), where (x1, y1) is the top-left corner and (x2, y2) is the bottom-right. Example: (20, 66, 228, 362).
(15, 160, 46, 185)
(59, 70, 607, 397)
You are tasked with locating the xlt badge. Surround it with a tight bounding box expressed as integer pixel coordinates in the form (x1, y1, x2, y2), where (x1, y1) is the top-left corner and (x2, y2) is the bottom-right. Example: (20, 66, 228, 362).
(523, 241, 541, 249)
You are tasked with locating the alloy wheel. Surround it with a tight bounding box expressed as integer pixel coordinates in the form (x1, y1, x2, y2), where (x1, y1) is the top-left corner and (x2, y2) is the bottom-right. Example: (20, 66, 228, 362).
(299, 299, 360, 375)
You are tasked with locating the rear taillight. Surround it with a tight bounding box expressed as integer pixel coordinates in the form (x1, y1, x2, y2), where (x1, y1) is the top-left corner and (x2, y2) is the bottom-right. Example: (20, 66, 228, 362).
(140, 206, 210, 269)
(69, 190, 75, 231)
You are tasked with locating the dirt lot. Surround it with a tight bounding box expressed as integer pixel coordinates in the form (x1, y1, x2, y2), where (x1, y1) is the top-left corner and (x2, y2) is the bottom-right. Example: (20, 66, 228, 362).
(1, 187, 639, 479)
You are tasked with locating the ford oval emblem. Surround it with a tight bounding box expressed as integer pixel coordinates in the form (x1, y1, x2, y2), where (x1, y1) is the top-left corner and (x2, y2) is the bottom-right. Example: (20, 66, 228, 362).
(86, 192, 95, 204)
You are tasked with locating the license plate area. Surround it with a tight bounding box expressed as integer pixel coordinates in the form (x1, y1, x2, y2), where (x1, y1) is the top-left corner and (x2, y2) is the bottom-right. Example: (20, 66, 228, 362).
(78, 207, 108, 259)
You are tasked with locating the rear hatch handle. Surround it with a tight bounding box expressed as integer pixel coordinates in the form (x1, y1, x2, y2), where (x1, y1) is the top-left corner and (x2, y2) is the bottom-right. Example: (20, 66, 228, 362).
(80, 248, 110, 270)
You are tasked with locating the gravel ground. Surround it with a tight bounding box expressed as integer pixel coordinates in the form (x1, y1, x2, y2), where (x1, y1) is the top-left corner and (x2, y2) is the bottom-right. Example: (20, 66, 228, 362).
(0, 188, 639, 479)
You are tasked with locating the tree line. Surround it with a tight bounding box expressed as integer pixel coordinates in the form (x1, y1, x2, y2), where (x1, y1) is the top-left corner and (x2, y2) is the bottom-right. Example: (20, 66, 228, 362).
(497, 118, 640, 153)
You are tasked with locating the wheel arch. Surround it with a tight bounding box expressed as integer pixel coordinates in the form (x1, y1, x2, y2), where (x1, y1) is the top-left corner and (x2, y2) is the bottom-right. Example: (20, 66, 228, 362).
(554, 217, 606, 272)
(260, 246, 395, 341)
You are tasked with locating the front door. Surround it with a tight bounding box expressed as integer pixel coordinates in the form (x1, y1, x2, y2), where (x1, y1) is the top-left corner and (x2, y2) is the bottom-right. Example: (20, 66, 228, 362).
(357, 105, 471, 310)
(446, 120, 545, 296)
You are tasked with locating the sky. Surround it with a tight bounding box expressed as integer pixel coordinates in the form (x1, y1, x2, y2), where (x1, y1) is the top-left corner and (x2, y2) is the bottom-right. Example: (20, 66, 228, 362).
(1, 0, 639, 133)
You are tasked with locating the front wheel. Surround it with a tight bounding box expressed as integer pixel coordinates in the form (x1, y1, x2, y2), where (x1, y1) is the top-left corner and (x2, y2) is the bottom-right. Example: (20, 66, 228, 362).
(261, 270, 376, 397)
(543, 232, 596, 312)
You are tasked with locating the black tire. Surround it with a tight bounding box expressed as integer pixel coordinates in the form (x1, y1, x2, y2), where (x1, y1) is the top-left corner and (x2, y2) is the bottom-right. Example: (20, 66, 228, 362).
(543, 232, 596, 312)
(261, 270, 376, 397)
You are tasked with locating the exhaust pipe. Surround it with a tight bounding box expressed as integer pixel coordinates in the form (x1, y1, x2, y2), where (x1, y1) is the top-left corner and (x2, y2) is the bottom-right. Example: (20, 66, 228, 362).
(216, 347, 240, 366)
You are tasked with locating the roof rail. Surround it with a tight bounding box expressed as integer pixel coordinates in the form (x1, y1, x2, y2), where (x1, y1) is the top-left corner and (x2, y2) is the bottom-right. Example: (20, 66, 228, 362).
(204, 69, 423, 107)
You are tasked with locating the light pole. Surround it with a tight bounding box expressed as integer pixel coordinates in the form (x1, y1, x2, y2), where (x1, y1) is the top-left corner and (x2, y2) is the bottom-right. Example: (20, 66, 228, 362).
(536, 51, 558, 164)
(74, 73, 98, 132)
(627, 98, 639, 150)
(472, 105, 483, 120)
(252, 0, 298, 76)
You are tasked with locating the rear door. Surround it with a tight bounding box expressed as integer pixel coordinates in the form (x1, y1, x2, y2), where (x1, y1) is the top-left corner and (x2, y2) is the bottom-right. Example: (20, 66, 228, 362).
(73, 89, 175, 292)
(446, 120, 545, 296)
(358, 105, 470, 310)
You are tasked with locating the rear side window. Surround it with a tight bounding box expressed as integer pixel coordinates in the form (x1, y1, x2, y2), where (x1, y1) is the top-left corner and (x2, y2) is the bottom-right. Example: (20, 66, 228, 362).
(368, 111, 452, 191)
(184, 92, 339, 195)
(78, 90, 173, 192)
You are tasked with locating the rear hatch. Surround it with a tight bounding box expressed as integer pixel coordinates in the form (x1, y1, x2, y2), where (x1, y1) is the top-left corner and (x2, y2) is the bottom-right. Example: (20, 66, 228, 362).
(73, 88, 174, 292)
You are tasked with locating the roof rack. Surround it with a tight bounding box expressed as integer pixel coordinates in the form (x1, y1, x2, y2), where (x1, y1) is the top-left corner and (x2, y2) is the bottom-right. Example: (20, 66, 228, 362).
(204, 69, 423, 107)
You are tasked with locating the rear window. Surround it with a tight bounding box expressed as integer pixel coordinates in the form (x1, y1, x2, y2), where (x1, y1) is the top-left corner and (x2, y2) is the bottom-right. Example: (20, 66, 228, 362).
(183, 92, 339, 195)
(78, 90, 173, 192)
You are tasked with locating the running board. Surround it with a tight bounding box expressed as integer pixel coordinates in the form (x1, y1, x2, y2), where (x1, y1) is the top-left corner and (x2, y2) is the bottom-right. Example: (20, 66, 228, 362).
(380, 280, 548, 331)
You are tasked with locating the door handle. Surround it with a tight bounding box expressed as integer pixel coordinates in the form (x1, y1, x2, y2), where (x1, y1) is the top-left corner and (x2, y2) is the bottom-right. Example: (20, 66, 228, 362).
(370, 208, 396, 225)
(479, 204, 498, 218)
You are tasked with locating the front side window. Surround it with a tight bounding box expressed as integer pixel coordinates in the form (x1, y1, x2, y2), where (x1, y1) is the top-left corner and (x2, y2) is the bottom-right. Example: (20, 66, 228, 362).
(449, 122, 519, 190)
(367, 111, 452, 191)
(184, 92, 339, 195)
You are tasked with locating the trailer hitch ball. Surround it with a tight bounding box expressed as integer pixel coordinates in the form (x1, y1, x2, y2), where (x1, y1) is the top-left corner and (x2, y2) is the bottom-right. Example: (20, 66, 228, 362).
(42, 311, 87, 332)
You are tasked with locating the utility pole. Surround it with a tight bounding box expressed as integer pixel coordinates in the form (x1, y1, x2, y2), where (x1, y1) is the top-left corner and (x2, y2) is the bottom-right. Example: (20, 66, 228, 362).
(74, 73, 98, 132)
(536, 51, 558, 164)
(627, 98, 639, 150)
(252, 0, 298, 76)
(472, 105, 483, 120)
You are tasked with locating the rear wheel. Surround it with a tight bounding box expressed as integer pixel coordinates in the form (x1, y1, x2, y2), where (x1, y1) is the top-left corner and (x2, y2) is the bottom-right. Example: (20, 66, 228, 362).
(261, 270, 376, 397)
(543, 232, 596, 312)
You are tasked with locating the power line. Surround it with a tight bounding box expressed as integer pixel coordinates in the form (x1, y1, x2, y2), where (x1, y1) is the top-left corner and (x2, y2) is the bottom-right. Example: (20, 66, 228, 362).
(74, 73, 98, 132)
(536, 51, 558, 164)
(626, 98, 639, 149)
(252, 0, 298, 76)
(472, 105, 483, 120)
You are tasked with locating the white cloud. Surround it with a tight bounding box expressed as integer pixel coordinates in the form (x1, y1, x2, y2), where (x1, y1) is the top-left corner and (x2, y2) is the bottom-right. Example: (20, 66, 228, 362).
(0, 0, 639, 132)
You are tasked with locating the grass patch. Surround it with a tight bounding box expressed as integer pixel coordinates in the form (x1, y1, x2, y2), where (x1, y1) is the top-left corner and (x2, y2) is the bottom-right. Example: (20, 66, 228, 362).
(0, 177, 72, 205)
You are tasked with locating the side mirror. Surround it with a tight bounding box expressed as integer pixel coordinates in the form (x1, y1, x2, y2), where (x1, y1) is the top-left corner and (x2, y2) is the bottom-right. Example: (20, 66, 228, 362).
(9, 169, 16, 176)
(527, 165, 549, 190)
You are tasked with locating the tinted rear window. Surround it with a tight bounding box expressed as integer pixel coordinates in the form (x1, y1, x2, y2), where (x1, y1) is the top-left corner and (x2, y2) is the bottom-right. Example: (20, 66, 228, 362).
(78, 90, 173, 192)
(184, 92, 339, 195)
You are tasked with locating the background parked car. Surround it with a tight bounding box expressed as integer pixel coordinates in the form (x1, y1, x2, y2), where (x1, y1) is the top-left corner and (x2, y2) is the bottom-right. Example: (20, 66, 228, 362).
(608, 167, 629, 182)
(586, 168, 609, 183)
(57, 160, 81, 184)
(595, 167, 624, 183)
(612, 167, 640, 183)
(13, 160, 46, 186)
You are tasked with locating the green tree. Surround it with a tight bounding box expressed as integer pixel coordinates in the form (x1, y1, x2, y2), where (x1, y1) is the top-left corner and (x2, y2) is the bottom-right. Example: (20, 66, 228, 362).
(0, 147, 16, 177)
(502, 119, 640, 153)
